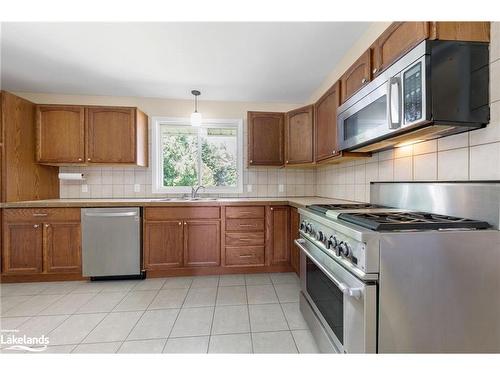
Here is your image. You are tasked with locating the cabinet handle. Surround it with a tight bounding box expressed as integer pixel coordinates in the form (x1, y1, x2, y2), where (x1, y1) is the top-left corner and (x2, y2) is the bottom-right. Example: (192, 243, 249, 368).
(270, 207, 274, 211)
(372, 68, 378, 74)
(184, 222, 187, 225)
(239, 224, 255, 227)
(32, 213, 48, 217)
(178, 222, 182, 226)
(78, 158, 82, 161)
(249, 160, 253, 163)
(45, 224, 50, 228)
(239, 238, 251, 242)
(332, 150, 337, 154)
(286, 160, 289, 163)
(239, 254, 255, 258)
(361, 78, 367, 84)
(87, 158, 91, 161)
(33, 224, 39, 228)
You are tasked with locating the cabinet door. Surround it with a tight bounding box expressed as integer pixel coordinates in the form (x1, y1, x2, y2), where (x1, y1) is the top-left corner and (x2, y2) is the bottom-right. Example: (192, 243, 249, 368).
(340, 50, 371, 103)
(285, 105, 314, 165)
(314, 81, 341, 162)
(44, 222, 81, 273)
(269, 206, 290, 265)
(2, 222, 43, 274)
(144, 221, 184, 269)
(289, 207, 300, 275)
(431, 22, 490, 42)
(86, 107, 136, 163)
(184, 221, 220, 267)
(372, 22, 429, 77)
(247, 111, 284, 166)
(36, 106, 85, 163)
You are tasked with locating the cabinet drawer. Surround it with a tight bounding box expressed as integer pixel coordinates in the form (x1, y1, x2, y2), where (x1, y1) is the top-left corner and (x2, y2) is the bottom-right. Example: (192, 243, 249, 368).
(226, 219, 264, 232)
(145, 206, 220, 220)
(225, 232, 265, 246)
(225, 246, 265, 266)
(225, 206, 264, 219)
(3, 208, 81, 223)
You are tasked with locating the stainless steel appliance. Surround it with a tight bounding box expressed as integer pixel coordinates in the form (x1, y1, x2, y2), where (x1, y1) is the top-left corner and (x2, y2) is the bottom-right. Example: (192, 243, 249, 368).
(297, 184, 500, 353)
(81, 207, 142, 279)
(337, 40, 490, 152)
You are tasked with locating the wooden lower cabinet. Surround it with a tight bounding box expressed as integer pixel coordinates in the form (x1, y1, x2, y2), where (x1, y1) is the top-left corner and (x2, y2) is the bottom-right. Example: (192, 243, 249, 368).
(143, 220, 184, 270)
(289, 207, 300, 275)
(269, 206, 290, 265)
(3, 222, 43, 274)
(184, 221, 221, 267)
(1, 208, 81, 276)
(43, 222, 81, 273)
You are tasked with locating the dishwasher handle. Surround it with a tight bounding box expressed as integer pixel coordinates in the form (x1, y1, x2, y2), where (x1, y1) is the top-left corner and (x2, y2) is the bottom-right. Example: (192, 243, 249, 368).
(83, 211, 138, 218)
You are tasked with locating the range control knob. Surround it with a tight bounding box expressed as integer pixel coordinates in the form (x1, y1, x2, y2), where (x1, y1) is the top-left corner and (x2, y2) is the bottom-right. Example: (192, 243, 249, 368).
(327, 236, 338, 250)
(306, 223, 313, 234)
(315, 231, 324, 242)
(300, 221, 307, 231)
(339, 242, 351, 257)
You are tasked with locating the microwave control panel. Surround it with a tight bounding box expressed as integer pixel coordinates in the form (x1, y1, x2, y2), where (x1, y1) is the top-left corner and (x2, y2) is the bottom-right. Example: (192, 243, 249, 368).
(403, 62, 422, 123)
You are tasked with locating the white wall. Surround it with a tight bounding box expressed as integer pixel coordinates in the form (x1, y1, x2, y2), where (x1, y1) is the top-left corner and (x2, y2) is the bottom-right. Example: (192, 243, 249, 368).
(15, 92, 316, 198)
(316, 22, 500, 202)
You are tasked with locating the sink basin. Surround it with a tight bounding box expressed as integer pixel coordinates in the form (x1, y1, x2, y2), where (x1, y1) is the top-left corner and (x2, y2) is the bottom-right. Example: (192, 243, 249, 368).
(150, 197, 218, 202)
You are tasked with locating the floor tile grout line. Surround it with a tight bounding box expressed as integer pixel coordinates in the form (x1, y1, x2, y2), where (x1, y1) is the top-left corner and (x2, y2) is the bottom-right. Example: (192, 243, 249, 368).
(116, 287, 164, 353)
(245, 283, 254, 353)
(206, 278, 220, 353)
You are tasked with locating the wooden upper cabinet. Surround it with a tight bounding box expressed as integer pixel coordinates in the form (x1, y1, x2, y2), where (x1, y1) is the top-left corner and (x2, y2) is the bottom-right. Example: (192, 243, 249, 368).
(36, 106, 85, 163)
(2, 222, 43, 274)
(285, 105, 314, 165)
(340, 50, 371, 103)
(35, 104, 148, 166)
(144, 220, 184, 270)
(43, 222, 81, 274)
(86, 107, 147, 165)
(371, 22, 430, 77)
(248, 111, 284, 166)
(430, 22, 490, 42)
(315, 81, 341, 162)
(184, 220, 221, 267)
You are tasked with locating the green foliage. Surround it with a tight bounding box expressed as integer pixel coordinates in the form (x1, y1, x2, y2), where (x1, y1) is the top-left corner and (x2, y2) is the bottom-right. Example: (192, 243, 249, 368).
(162, 132, 237, 188)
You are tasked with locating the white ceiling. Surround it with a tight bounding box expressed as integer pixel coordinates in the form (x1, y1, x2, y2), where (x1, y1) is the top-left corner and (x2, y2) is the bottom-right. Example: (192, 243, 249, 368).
(1, 22, 370, 103)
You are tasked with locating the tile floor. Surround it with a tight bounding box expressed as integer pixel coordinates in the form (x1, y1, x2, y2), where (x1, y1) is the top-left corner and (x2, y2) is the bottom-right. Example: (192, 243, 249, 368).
(0, 273, 320, 354)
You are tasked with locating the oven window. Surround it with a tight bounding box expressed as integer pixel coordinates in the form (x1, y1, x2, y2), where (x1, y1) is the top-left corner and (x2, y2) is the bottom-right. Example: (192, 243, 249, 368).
(306, 257, 344, 344)
(344, 95, 387, 142)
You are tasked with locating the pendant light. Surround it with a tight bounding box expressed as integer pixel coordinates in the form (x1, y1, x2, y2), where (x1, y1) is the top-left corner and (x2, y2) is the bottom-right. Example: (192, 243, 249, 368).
(190, 90, 202, 127)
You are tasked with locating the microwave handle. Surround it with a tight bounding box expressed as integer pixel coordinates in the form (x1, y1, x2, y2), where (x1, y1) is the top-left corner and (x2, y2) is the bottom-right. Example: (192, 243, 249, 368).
(387, 76, 402, 129)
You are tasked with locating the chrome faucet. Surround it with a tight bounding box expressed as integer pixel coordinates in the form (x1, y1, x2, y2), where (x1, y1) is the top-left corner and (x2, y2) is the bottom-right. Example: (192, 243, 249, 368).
(191, 185, 205, 198)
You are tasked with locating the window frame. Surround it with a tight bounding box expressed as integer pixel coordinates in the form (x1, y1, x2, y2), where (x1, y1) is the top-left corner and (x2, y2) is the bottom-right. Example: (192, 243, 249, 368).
(151, 116, 243, 194)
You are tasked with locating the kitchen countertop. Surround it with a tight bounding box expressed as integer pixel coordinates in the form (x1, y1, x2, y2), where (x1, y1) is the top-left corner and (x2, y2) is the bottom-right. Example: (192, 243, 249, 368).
(0, 196, 356, 209)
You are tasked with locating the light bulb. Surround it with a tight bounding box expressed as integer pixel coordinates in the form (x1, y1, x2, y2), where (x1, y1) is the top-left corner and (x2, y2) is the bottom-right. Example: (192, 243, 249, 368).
(191, 111, 202, 127)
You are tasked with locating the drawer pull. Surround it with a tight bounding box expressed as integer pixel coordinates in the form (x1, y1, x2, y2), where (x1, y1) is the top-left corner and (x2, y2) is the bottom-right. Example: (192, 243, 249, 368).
(45, 224, 50, 228)
(239, 238, 252, 241)
(33, 224, 39, 229)
(32, 213, 48, 217)
(239, 224, 255, 227)
(239, 254, 255, 258)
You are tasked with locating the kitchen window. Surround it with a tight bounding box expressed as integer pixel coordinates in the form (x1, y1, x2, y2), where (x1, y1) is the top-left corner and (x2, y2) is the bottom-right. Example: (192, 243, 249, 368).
(152, 117, 243, 194)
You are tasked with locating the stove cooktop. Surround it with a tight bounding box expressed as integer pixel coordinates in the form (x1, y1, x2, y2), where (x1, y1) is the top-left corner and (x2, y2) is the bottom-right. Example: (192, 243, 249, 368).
(307, 203, 386, 215)
(337, 211, 491, 231)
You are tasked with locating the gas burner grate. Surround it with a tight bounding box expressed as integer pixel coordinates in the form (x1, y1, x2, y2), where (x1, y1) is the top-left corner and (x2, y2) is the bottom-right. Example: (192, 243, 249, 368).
(337, 211, 490, 231)
(307, 203, 385, 214)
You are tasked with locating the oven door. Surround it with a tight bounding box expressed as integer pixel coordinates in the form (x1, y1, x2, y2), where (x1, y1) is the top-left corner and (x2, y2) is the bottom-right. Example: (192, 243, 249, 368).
(295, 237, 377, 353)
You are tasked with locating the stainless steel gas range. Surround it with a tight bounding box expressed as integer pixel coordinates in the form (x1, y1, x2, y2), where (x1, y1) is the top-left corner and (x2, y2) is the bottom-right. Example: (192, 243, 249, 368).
(296, 182, 500, 353)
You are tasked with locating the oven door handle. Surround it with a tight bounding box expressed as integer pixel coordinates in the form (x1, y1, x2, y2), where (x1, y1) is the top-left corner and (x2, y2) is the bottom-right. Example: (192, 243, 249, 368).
(295, 239, 363, 300)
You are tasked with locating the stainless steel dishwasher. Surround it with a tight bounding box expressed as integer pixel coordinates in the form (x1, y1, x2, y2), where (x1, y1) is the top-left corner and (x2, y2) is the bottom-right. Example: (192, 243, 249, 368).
(81, 207, 143, 280)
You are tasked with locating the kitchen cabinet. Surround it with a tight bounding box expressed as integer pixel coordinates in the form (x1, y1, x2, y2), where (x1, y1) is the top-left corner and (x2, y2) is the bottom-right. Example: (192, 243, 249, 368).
(143, 221, 184, 270)
(224, 206, 266, 267)
(268, 206, 290, 265)
(289, 207, 300, 275)
(36, 105, 85, 163)
(247, 111, 285, 166)
(2, 208, 81, 275)
(285, 105, 314, 165)
(35, 104, 148, 166)
(340, 50, 371, 103)
(430, 21, 490, 42)
(314, 81, 341, 162)
(371, 22, 430, 78)
(184, 221, 221, 267)
(143, 207, 221, 270)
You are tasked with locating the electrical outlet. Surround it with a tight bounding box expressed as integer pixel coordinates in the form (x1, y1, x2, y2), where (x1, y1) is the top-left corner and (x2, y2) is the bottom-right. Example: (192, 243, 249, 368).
(81, 184, 88, 193)
(247, 184, 253, 192)
(278, 184, 284, 193)
(134, 184, 141, 193)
